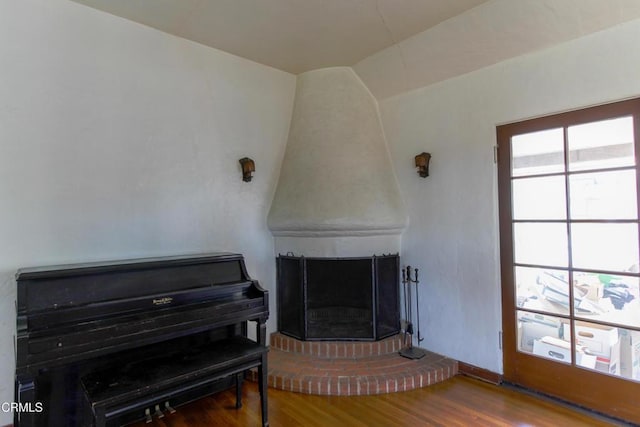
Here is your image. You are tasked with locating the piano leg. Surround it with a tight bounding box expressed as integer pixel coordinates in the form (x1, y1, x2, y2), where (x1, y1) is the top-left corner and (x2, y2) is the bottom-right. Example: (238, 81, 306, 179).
(255, 317, 269, 427)
(235, 372, 243, 409)
(259, 352, 268, 427)
(257, 318, 267, 347)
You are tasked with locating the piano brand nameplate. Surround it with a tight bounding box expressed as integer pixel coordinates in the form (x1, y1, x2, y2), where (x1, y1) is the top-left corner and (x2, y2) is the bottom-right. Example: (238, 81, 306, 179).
(153, 297, 173, 306)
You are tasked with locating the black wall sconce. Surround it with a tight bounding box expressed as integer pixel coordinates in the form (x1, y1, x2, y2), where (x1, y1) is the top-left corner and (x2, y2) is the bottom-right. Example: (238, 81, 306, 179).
(239, 157, 255, 182)
(415, 152, 431, 178)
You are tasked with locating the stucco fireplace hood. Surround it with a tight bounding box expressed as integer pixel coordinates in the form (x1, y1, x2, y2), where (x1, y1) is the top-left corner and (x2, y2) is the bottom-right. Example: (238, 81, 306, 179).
(268, 67, 407, 257)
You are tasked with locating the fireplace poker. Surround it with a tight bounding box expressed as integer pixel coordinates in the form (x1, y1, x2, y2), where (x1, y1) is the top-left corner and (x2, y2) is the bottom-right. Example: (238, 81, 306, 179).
(402, 267, 413, 349)
(415, 268, 424, 345)
(399, 265, 426, 359)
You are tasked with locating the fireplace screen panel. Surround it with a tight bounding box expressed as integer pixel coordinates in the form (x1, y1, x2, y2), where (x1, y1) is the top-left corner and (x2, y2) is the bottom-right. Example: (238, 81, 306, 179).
(306, 258, 373, 339)
(277, 254, 399, 341)
(277, 256, 304, 339)
(376, 256, 400, 338)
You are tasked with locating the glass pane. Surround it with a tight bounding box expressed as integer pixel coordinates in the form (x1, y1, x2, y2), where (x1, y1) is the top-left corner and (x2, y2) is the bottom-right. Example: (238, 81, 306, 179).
(512, 128, 564, 177)
(518, 310, 571, 364)
(571, 223, 639, 273)
(571, 320, 622, 377)
(513, 176, 567, 220)
(569, 170, 638, 220)
(516, 267, 569, 315)
(568, 116, 635, 171)
(514, 223, 568, 267)
(573, 271, 640, 329)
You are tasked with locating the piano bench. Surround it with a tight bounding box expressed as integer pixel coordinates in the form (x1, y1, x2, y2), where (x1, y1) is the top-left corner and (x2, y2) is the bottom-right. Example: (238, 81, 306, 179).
(81, 336, 269, 427)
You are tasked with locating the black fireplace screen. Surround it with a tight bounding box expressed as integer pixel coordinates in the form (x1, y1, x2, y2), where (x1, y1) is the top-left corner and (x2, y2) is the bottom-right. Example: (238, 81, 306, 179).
(277, 254, 399, 341)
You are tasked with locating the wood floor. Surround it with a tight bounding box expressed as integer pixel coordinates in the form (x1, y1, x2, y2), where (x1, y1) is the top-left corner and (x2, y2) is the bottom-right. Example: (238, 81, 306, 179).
(131, 375, 627, 426)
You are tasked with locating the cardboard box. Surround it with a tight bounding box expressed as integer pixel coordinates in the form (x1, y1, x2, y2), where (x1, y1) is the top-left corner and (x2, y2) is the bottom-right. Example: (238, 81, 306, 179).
(620, 329, 640, 380)
(595, 356, 619, 375)
(532, 336, 596, 369)
(564, 323, 620, 375)
(575, 280, 604, 302)
(533, 337, 570, 364)
(565, 323, 618, 357)
(519, 313, 561, 353)
(517, 323, 522, 353)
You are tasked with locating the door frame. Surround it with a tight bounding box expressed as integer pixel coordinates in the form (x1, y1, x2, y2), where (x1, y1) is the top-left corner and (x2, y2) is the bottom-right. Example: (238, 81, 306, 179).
(497, 97, 640, 424)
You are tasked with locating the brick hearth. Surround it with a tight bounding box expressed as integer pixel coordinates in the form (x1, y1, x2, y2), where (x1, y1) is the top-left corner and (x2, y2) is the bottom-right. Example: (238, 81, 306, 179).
(250, 333, 458, 396)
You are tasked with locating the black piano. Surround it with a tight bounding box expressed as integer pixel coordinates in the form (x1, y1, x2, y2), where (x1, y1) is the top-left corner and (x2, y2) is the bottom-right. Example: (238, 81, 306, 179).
(14, 252, 269, 427)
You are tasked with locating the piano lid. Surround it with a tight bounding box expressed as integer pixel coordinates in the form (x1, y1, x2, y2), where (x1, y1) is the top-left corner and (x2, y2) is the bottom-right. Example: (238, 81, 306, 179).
(16, 252, 241, 280)
(16, 252, 252, 314)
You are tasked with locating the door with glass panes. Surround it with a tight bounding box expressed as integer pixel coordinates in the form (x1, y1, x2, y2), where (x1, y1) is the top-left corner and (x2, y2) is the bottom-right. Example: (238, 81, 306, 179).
(497, 98, 640, 424)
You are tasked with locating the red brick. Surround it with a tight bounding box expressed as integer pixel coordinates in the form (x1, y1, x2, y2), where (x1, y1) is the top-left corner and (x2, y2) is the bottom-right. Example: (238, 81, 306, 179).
(260, 334, 457, 396)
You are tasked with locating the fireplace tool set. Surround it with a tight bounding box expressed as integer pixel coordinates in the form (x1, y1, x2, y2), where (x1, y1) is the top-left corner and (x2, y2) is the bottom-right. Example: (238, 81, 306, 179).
(400, 265, 426, 359)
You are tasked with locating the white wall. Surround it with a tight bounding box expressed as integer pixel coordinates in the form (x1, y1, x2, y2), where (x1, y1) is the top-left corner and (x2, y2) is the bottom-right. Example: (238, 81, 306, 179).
(0, 0, 296, 421)
(379, 19, 640, 373)
(4, 3, 640, 421)
(355, 0, 640, 100)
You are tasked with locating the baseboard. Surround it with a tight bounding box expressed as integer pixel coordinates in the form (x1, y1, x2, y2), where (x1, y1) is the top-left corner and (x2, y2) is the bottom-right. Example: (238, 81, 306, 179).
(457, 361, 502, 385)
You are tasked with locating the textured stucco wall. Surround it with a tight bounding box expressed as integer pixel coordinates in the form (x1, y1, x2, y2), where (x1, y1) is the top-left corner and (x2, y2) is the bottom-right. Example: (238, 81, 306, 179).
(355, 0, 640, 99)
(0, 1, 295, 422)
(268, 67, 406, 256)
(380, 19, 640, 374)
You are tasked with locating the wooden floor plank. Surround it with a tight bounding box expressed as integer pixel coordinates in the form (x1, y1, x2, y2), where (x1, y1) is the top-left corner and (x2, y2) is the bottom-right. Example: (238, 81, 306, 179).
(131, 376, 626, 426)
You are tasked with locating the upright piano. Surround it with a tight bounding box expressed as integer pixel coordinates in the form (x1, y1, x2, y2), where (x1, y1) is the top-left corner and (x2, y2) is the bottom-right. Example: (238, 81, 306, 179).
(14, 252, 269, 427)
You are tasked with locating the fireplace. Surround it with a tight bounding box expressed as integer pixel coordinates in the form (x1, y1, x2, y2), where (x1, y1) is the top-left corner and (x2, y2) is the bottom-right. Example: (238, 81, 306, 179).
(277, 254, 399, 341)
(267, 68, 407, 341)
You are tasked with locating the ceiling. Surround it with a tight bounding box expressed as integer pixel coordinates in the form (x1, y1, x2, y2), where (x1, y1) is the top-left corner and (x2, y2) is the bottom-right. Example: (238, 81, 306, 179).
(69, 0, 489, 74)
(70, 0, 640, 99)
